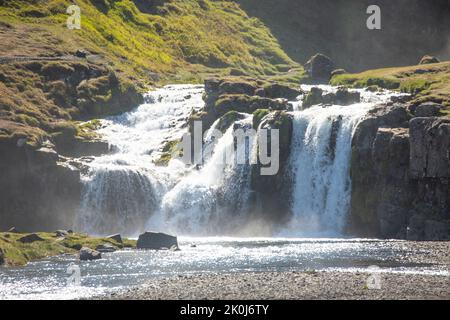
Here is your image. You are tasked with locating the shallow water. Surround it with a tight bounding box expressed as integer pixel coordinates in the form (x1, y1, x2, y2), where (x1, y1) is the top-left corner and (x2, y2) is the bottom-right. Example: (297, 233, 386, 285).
(0, 238, 448, 300)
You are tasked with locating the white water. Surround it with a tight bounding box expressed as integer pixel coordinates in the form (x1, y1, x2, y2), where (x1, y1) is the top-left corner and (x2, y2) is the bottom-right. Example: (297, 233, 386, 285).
(78, 84, 399, 237)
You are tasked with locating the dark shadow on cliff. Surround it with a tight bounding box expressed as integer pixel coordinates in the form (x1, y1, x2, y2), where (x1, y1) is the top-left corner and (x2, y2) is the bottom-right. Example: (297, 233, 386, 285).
(235, 0, 450, 72)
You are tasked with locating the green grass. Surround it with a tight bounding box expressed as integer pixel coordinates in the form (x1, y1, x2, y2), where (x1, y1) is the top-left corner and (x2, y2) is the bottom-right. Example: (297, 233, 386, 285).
(0, 231, 136, 266)
(0, 0, 299, 85)
(331, 61, 450, 109)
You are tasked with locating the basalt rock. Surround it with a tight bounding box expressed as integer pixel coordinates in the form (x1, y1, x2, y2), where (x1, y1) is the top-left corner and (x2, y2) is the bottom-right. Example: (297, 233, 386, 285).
(137, 232, 178, 250)
(414, 102, 442, 117)
(304, 53, 335, 83)
(79, 247, 102, 261)
(251, 111, 293, 223)
(349, 104, 450, 240)
(302, 87, 360, 109)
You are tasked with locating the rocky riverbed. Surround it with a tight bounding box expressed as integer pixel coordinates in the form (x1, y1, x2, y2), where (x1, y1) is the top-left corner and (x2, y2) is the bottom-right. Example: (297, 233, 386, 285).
(103, 271, 450, 300)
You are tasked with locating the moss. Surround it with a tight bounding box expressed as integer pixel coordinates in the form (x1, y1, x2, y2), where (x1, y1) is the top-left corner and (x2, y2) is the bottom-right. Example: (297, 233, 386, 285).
(253, 108, 269, 129)
(0, 231, 136, 266)
(154, 139, 182, 166)
(216, 111, 243, 132)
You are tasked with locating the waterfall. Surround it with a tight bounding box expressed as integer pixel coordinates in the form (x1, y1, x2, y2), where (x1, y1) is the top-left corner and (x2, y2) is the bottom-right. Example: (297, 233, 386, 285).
(78, 84, 399, 237)
(286, 103, 372, 236)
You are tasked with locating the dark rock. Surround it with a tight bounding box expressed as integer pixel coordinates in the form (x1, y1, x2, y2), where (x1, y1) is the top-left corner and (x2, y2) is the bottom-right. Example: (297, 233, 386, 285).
(302, 87, 323, 109)
(75, 49, 88, 58)
(406, 214, 426, 240)
(419, 55, 440, 65)
(424, 220, 450, 240)
(137, 232, 178, 250)
(7, 227, 20, 233)
(331, 69, 347, 77)
(95, 244, 116, 253)
(410, 117, 450, 179)
(334, 87, 360, 106)
(251, 111, 293, 223)
(414, 102, 442, 117)
(55, 230, 69, 237)
(259, 83, 302, 100)
(0, 248, 4, 265)
(107, 234, 122, 243)
(18, 233, 45, 243)
(79, 247, 102, 261)
(218, 81, 257, 96)
(304, 53, 335, 83)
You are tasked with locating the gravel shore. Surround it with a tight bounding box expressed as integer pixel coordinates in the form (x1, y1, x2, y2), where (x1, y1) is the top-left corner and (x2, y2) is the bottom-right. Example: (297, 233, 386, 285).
(104, 271, 450, 300)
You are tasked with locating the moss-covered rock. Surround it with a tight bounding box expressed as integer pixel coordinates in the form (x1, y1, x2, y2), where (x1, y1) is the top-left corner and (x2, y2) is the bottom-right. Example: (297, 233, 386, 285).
(252, 109, 270, 129)
(216, 111, 247, 133)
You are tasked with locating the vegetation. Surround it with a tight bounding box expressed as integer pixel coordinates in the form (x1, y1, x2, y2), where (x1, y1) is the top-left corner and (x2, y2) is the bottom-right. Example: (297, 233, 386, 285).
(252, 108, 269, 129)
(0, 231, 136, 266)
(331, 61, 450, 111)
(0, 0, 298, 85)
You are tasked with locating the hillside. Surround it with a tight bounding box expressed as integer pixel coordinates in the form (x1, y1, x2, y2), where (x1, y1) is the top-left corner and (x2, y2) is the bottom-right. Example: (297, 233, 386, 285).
(0, 0, 299, 85)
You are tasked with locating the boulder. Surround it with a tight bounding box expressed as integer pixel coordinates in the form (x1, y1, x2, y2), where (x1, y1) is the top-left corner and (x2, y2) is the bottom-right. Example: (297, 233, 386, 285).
(107, 234, 123, 244)
(18, 233, 45, 243)
(304, 53, 335, 83)
(302, 87, 323, 109)
(7, 227, 20, 233)
(137, 232, 178, 250)
(414, 102, 442, 117)
(419, 55, 440, 65)
(334, 87, 360, 106)
(257, 83, 302, 100)
(95, 244, 116, 253)
(218, 81, 257, 96)
(55, 230, 69, 237)
(79, 247, 102, 261)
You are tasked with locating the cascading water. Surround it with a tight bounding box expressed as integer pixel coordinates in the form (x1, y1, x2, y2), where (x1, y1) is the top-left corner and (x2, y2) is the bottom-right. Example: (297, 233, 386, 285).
(78, 84, 400, 237)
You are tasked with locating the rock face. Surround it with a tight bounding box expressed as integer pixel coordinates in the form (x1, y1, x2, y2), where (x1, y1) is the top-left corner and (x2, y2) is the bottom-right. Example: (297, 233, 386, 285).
(304, 53, 335, 83)
(251, 111, 294, 223)
(349, 103, 450, 240)
(303, 87, 360, 109)
(0, 138, 81, 232)
(137, 232, 178, 250)
(79, 247, 102, 261)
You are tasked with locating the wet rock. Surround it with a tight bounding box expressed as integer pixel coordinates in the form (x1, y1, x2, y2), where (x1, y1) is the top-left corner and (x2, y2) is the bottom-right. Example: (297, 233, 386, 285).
(137, 232, 178, 250)
(302, 87, 360, 109)
(419, 55, 440, 65)
(18, 233, 45, 243)
(414, 102, 442, 117)
(79, 247, 102, 261)
(107, 234, 123, 244)
(257, 83, 302, 100)
(95, 244, 116, 253)
(302, 87, 324, 109)
(304, 53, 335, 83)
(251, 111, 293, 222)
(334, 87, 360, 106)
(0, 248, 4, 265)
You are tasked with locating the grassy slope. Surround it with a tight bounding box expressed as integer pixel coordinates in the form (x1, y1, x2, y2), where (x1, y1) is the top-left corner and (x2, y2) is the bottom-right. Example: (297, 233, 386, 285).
(0, 0, 300, 84)
(0, 231, 136, 266)
(331, 61, 450, 114)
